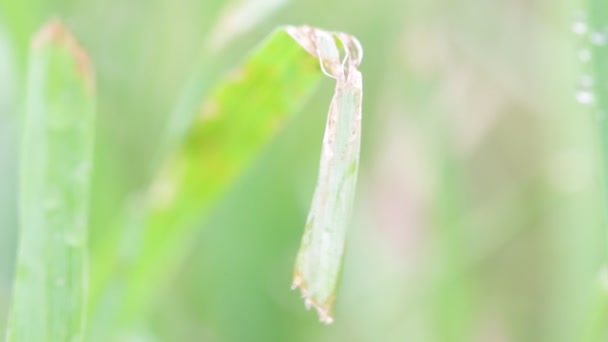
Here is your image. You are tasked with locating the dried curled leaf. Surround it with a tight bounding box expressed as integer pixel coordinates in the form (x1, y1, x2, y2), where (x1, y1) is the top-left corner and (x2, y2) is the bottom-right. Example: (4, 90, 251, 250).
(287, 26, 363, 324)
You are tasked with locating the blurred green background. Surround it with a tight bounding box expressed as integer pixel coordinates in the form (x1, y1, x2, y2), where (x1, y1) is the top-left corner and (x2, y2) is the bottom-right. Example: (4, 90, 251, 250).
(1, 0, 608, 341)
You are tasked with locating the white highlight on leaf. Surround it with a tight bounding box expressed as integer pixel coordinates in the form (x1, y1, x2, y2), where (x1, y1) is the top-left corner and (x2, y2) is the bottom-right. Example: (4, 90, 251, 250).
(590, 30, 607, 46)
(207, 0, 287, 51)
(579, 48, 592, 62)
(576, 89, 594, 104)
(572, 19, 588, 35)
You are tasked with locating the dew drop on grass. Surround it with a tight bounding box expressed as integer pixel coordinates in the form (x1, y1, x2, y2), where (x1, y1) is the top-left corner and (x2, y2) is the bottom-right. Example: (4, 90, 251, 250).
(573, 19, 589, 35)
(579, 48, 592, 62)
(576, 89, 595, 104)
(590, 31, 607, 46)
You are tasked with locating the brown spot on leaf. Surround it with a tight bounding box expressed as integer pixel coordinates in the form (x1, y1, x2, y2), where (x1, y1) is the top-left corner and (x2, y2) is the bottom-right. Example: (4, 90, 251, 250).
(292, 271, 335, 324)
(33, 19, 95, 93)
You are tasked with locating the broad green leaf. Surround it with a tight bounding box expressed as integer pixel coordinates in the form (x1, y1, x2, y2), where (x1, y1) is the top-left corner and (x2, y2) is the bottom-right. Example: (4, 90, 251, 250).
(88, 26, 323, 329)
(7, 20, 95, 342)
(288, 27, 363, 324)
(132, 27, 323, 316)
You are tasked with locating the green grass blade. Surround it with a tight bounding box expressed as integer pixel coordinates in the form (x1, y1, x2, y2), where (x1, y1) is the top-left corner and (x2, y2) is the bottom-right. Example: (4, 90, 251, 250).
(89, 27, 324, 329)
(289, 27, 363, 324)
(582, 2, 608, 340)
(589, 0, 608, 257)
(6, 20, 95, 342)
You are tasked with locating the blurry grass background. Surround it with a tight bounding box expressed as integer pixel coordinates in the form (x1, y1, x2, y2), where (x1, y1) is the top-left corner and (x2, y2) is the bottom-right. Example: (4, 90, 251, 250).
(1, 0, 607, 341)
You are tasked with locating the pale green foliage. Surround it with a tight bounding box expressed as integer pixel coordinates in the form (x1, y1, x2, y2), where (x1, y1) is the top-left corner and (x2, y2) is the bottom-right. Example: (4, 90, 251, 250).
(7, 20, 95, 342)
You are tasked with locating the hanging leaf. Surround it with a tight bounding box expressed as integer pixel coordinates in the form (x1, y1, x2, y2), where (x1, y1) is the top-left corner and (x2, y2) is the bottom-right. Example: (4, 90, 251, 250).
(288, 26, 363, 324)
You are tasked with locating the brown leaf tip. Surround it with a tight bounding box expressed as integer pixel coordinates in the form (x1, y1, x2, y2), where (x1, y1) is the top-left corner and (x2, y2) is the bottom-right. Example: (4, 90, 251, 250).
(32, 19, 95, 93)
(292, 273, 335, 324)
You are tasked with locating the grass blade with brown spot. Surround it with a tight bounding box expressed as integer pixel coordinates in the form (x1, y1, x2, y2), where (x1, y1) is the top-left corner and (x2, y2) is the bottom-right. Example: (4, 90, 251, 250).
(88, 28, 324, 330)
(6, 20, 95, 342)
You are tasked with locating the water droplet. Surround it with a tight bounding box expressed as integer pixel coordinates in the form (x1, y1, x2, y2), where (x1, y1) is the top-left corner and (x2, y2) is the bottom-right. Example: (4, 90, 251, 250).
(576, 90, 595, 104)
(591, 31, 607, 46)
(573, 20, 588, 35)
(579, 48, 592, 62)
(580, 75, 594, 87)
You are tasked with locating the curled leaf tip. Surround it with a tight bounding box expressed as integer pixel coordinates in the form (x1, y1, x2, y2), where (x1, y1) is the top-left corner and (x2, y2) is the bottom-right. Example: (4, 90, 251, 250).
(285, 25, 363, 79)
(33, 19, 95, 93)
